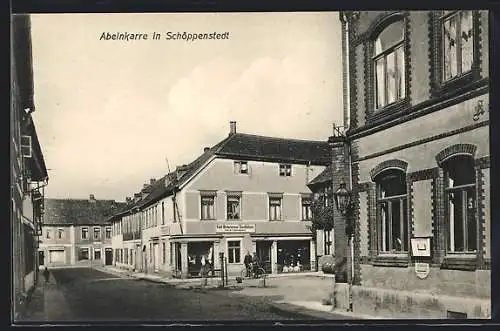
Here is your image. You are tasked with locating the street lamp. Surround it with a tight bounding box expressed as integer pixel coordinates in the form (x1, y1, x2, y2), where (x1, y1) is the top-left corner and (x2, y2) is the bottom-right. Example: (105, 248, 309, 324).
(333, 181, 354, 312)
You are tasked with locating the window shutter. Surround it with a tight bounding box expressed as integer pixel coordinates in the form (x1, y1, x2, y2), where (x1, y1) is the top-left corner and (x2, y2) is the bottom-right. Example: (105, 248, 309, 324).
(21, 135, 32, 158)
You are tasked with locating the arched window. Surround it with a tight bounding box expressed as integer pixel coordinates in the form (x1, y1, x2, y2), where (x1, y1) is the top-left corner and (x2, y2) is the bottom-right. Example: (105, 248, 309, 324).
(442, 155, 477, 253)
(375, 169, 408, 253)
(373, 19, 406, 109)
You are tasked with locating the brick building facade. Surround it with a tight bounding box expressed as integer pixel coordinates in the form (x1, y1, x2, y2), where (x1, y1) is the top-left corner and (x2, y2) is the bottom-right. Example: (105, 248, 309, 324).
(335, 10, 490, 318)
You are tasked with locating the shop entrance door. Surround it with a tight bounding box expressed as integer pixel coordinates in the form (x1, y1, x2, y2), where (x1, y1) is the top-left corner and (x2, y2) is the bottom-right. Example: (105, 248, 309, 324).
(256, 241, 272, 274)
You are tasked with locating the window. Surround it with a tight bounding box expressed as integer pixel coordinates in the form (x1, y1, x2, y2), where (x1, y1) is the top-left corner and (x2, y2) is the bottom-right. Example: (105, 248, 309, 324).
(93, 227, 101, 240)
(227, 194, 241, 220)
(46, 230, 51, 239)
(301, 195, 313, 220)
(227, 241, 241, 263)
(201, 194, 215, 220)
(324, 230, 333, 255)
(376, 169, 408, 253)
(162, 242, 166, 264)
(79, 248, 89, 260)
(373, 19, 406, 109)
(443, 155, 477, 253)
(279, 164, 292, 177)
(81, 227, 89, 240)
(105, 227, 112, 239)
(161, 202, 165, 225)
(57, 229, 64, 239)
(234, 161, 248, 174)
(442, 11, 474, 82)
(269, 196, 282, 221)
(94, 248, 101, 260)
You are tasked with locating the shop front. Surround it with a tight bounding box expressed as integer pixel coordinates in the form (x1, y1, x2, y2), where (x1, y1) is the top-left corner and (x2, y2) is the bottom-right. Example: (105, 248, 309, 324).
(187, 241, 215, 277)
(277, 240, 311, 273)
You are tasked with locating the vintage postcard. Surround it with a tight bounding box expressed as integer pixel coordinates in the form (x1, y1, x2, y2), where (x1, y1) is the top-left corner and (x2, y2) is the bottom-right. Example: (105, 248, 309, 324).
(11, 9, 491, 324)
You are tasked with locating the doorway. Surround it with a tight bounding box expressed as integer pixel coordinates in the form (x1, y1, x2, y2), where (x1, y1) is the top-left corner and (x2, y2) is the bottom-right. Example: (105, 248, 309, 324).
(256, 241, 272, 273)
(38, 251, 44, 266)
(105, 248, 113, 266)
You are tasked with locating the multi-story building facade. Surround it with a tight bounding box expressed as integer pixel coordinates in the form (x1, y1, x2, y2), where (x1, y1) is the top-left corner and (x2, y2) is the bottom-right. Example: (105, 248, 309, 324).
(11, 14, 49, 320)
(109, 122, 331, 278)
(335, 10, 490, 318)
(40, 196, 125, 267)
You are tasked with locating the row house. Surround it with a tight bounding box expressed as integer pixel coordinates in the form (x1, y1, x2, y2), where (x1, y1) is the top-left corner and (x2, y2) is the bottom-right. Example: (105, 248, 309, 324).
(39, 195, 125, 267)
(333, 10, 490, 318)
(108, 121, 331, 278)
(11, 14, 49, 320)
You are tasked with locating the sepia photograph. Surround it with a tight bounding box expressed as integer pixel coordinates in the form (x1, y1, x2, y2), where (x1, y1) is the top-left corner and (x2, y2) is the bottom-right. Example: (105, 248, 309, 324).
(10, 8, 491, 324)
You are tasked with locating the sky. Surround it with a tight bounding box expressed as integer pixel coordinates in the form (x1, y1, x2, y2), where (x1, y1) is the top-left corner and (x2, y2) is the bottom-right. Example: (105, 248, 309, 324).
(29, 12, 344, 201)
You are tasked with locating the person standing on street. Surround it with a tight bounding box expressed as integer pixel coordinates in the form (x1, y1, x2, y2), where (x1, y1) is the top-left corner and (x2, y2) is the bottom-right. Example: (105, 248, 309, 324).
(43, 266, 50, 284)
(244, 251, 252, 277)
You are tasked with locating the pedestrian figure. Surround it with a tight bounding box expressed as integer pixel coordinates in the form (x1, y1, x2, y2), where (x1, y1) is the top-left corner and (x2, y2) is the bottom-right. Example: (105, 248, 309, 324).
(252, 252, 260, 278)
(43, 266, 50, 284)
(244, 251, 252, 277)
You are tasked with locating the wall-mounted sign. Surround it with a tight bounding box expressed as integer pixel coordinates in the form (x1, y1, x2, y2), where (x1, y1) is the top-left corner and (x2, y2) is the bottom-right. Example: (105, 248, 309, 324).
(160, 226, 170, 236)
(414, 262, 430, 279)
(410, 237, 431, 257)
(216, 223, 256, 233)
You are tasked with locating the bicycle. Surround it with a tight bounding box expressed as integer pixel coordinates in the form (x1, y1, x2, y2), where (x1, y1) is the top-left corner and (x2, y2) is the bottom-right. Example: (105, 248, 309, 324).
(240, 263, 266, 279)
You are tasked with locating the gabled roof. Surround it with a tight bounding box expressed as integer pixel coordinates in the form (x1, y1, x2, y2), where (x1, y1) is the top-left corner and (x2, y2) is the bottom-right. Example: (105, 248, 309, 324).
(109, 131, 331, 218)
(215, 133, 330, 166)
(307, 164, 334, 187)
(44, 198, 126, 226)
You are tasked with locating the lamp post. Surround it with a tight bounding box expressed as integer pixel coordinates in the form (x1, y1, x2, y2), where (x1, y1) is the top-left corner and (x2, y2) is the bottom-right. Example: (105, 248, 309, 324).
(333, 181, 354, 312)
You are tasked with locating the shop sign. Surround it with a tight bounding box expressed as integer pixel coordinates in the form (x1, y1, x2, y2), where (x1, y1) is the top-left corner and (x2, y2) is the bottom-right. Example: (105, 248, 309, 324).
(216, 223, 256, 233)
(414, 262, 430, 279)
(160, 225, 170, 236)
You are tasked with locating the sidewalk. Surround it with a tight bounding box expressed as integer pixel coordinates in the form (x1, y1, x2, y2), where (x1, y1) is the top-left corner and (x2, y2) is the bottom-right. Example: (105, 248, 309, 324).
(16, 271, 73, 323)
(96, 265, 377, 320)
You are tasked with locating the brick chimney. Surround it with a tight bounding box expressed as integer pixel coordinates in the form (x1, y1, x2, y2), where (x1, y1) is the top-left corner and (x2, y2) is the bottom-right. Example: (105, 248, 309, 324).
(204, 147, 210, 153)
(150, 178, 156, 185)
(229, 121, 237, 135)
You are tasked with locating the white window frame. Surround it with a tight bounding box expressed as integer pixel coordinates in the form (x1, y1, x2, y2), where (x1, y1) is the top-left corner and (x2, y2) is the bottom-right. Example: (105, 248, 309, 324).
(79, 247, 90, 260)
(94, 248, 102, 260)
(105, 227, 112, 239)
(200, 194, 216, 220)
(226, 194, 241, 220)
(227, 239, 242, 264)
(93, 227, 101, 240)
(81, 227, 89, 240)
(268, 195, 283, 221)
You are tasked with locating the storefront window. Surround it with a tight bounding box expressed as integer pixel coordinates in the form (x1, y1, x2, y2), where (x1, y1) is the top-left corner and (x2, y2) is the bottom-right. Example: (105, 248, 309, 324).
(188, 242, 214, 277)
(277, 240, 311, 273)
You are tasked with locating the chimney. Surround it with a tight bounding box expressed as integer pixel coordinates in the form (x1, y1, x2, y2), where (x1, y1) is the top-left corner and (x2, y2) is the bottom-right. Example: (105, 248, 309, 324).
(89, 194, 95, 201)
(229, 121, 237, 135)
(150, 178, 156, 185)
(126, 197, 132, 204)
(204, 147, 210, 153)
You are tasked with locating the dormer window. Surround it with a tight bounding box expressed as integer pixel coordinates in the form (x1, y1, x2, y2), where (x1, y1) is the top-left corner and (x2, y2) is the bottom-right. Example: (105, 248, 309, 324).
(373, 19, 406, 110)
